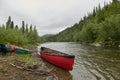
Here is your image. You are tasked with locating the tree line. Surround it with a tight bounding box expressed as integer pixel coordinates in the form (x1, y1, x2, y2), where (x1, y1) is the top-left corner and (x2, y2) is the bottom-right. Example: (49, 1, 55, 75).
(43, 0, 120, 47)
(0, 16, 44, 47)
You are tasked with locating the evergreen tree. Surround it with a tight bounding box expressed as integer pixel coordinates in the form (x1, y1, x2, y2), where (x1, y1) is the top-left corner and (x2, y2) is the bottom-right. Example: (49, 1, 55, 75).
(26, 24, 29, 33)
(93, 8, 96, 17)
(10, 21, 14, 29)
(30, 24, 33, 32)
(15, 25, 18, 30)
(22, 21, 25, 33)
(34, 26, 36, 32)
(6, 16, 11, 29)
(112, 0, 119, 2)
(2, 24, 5, 29)
(96, 4, 105, 23)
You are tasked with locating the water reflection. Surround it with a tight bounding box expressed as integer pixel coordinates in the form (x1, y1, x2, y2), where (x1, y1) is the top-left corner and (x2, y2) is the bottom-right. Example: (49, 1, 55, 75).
(40, 42, 120, 80)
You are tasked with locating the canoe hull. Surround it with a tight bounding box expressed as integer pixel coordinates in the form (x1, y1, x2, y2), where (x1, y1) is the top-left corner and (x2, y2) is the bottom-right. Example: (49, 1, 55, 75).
(15, 48, 29, 54)
(40, 47, 75, 70)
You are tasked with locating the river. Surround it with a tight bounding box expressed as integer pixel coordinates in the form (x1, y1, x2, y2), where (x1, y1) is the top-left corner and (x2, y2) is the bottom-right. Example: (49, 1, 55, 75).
(39, 42, 120, 80)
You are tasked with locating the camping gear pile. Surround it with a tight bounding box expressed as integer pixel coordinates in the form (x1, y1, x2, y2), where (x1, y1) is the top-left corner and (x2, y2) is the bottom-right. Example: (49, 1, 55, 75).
(0, 44, 30, 55)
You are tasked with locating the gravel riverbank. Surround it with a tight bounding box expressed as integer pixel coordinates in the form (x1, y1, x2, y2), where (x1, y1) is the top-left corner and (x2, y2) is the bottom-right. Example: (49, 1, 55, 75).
(0, 50, 72, 80)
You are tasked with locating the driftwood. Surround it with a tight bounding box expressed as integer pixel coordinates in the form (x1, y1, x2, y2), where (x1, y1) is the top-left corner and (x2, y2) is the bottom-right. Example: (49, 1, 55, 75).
(10, 62, 59, 80)
(10, 63, 59, 80)
(9, 58, 59, 80)
(10, 63, 49, 76)
(10, 63, 23, 70)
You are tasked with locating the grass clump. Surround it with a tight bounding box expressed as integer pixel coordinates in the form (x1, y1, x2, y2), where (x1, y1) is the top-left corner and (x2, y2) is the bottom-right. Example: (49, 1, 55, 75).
(14, 53, 38, 65)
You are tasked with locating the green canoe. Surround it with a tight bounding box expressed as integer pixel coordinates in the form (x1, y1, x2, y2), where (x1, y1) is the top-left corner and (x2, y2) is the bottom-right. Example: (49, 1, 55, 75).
(15, 48, 29, 54)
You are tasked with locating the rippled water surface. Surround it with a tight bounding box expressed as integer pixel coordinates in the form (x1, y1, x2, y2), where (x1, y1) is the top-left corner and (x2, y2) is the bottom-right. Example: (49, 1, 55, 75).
(39, 42, 120, 80)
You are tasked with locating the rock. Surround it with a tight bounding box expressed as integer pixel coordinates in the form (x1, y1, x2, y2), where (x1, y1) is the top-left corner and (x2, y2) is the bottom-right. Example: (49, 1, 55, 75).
(119, 45, 120, 48)
(32, 64, 38, 69)
(4, 73, 9, 76)
(0, 65, 3, 69)
(90, 43, 102, 47)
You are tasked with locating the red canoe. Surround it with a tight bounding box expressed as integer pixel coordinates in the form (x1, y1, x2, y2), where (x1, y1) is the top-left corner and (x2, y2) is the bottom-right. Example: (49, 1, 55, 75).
(40, 47, 75, 70)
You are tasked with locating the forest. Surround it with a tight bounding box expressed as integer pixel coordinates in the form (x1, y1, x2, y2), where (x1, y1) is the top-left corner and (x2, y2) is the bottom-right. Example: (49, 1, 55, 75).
(0, 16, 44, 47)
(43, 0, 120, 47)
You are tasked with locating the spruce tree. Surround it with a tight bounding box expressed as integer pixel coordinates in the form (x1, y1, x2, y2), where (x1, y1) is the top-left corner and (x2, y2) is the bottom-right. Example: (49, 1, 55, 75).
(113, 0, 119, 2)
(30, 24, 33, 32)
(22, 21, 25, 33)
(26, 24, 29, 33)
(6, 16, 11, 29)
(15, 25, 18, 30)
(2, 24, 5, 29)
(10, 21, 14, 29)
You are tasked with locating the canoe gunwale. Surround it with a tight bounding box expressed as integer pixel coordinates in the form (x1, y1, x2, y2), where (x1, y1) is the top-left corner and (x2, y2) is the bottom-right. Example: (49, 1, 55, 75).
(42, 52, 75, 58)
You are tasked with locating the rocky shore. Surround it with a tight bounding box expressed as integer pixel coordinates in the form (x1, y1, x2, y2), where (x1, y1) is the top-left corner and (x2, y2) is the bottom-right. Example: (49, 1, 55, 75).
(0, 49, 72, 80)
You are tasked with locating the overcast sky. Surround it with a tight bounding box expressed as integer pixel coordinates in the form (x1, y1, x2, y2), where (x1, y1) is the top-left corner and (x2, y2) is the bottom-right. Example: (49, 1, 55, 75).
(0, 0, 112, 36)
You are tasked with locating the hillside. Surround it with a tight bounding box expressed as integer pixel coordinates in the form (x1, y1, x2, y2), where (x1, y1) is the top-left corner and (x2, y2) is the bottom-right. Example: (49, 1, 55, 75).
(44, 0, 120, 47)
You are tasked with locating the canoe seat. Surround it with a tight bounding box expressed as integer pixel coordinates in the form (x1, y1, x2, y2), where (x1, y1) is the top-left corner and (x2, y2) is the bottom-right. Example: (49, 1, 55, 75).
(63, 55, 75, 58)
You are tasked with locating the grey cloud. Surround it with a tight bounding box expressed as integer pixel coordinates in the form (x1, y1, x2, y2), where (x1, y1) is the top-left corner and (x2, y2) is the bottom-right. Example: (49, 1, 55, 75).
(0, 0, 112, 36)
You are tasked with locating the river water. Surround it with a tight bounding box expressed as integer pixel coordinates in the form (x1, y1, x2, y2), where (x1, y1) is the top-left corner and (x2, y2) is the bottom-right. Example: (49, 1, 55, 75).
(39, 42, 120, 80)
